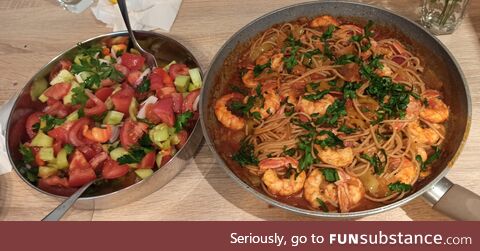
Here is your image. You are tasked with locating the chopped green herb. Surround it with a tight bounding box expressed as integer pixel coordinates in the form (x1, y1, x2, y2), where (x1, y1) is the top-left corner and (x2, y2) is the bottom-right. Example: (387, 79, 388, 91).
(230, 85, 249, 96)
(321, 25, 336, 41)
(416, 146, 441, 171)
(316, 198, 329, 212)
(303, 48, 321, 59)
(342, 82, 362, 99)
(232, 140, 259, 167)
(283, 146, 296, 156)
(71, 85, 89, 106)
(253, 61, 271, 77)
(315, 130, 344, 148)
(303, 90, 330, 101)
(63, 144, 74, 154)
(18, 165, 38, 183)
(335, 54, 359, 65)
(338, 124, 357, 134)
(39, 114, 66, 133)
(19, 144, 34, 164)
(360, 150, 386, 175)
(136, 77, 150, 93)
(117, 146, 151, 164)
(313, 99, 347, 126)
(322, 168, 340, 182)
(174, 111, 193, 133)
(388, 181, 412, 192)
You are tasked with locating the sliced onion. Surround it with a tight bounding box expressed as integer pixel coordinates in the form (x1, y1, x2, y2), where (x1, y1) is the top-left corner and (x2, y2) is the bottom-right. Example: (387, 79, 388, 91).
(74, 74, 84, 83)
(93, 52, 100, 59)
(111, 47, 117, 59)
(137, 96, 158, 119)
(192, 94, 200, 112)
(134, 68, 151, 86)
(98, 58, 111, 65)
(116, 57, 122, 65)
(109, 125, 120, 143)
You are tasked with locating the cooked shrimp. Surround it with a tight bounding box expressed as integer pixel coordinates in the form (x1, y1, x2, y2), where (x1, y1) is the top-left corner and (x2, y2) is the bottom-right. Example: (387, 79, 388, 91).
(262, 169, 306, 196)
(389, 158, 417, 185)
(270, 53, 284, 72)
(255, 50, 274, 65)
(296, 94, 335, 115)
(214, 93, 246, 130)
(259, 156, 298, 171)
(375, 64, 393, 77)
(407, 121, 440, 145)
(250, 89, 281, 119)
(315, 146, 354, 167)
(392, 96, 421, 130)
(242, 70, 259, 88)
(310, 15, 339, 28)
(336, 171, 365, 212)
(420, 90, 449, 123)
(304, 168, 338, 209)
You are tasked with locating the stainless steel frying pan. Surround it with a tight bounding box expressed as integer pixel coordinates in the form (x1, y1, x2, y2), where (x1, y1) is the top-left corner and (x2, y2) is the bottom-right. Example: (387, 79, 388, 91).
(200, 1, 480, 220)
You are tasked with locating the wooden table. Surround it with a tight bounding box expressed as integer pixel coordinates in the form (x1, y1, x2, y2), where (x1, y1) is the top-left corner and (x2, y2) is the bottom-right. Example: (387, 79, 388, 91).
(0, 0, 479, 221)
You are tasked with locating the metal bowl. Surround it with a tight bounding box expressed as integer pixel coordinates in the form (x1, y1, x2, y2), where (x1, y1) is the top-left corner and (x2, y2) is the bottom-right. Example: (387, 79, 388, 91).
(200, 1, 480, 219)
(6, 31, 203, 209)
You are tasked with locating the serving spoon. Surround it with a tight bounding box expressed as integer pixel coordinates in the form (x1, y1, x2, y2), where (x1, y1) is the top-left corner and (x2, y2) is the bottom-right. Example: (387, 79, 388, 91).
(117, 0, 158, 67)
(42, 179, 97, 221)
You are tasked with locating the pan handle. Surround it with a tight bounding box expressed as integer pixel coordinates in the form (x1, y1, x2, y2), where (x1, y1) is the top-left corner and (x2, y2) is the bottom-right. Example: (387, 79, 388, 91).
(423, 177, 480, 220)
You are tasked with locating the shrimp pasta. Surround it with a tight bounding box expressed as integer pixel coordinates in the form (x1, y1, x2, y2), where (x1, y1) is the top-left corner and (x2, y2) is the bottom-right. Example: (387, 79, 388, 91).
(212, 16, 449, 212)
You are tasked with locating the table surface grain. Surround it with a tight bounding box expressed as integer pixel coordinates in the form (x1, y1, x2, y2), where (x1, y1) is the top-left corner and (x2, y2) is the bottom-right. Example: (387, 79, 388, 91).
(0, 0, 479, 221)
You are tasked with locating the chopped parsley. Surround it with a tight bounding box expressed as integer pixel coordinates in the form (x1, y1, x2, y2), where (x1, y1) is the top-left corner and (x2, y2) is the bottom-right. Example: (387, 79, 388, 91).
(313, 99, 347, 126)
(232, 140, 259, 167)
(283, 146, 296, 156)
(416, 146, 441, 171)
(342, 82, 362, 99)
(117, 146, 152, 164)
(282, 34, 302, 72)
(351, 20, 375, 51)
(388, 181, 412, 192)
(63, 144, 75, 154)
(39, 114, 66, 133)
(253, 61, 271, 77)
(335, 54, 359, 65)
(174, 111, 193, 133)
(338, 124, 357, 134)
(19, 144, 34, 164)
(298, 133, 316, 171)
(360, 149, 386, 175)
(315, 130, 344, 148)
(321, 25, 336, 41)
(316, 198, 329, 212)
(136, 77, 150, 93)
(302, 48, 321, 59)
(303, 90, 330, 101)
(322, 168, 340, 182)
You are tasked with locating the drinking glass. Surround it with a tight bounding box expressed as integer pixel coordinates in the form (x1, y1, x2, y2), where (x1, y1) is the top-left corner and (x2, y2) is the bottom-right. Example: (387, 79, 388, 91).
(421, 0, 471, 35)
(57, 0, 94, 14)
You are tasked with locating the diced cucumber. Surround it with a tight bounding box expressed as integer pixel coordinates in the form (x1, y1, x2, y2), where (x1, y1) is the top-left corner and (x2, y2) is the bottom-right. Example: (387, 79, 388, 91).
(31, 131, 53, 147)
(149, 124, 170, 144)
(129, 98, 139, 121)
(75, 72, 93, 84)
(55, 148, 69, 169)
(170, 134, 180, 145)
(188, 68, 202, 91)
(38, 94, 49, 103)
(158, 140, 171, 150)
(50, 69, 74, 85)
(38, 166, 58, 178)
(135, 169, 153, 179)
(39, 147, 55, 161)
(110, 147, 129, 161)
(66, 110, 79, 122)
(30, 77, 48, 101)
(163, 60, 176, 71)
(103, 111, 124, 125)
(174, 75, 191, 93)
(74, 54, 90, 65)
(63, 81, 79, 105)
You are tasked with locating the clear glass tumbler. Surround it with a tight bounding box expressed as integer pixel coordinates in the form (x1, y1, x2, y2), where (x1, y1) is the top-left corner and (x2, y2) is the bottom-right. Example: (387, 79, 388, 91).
(57, 0, 93, 14)
(421, 0, 471, 35)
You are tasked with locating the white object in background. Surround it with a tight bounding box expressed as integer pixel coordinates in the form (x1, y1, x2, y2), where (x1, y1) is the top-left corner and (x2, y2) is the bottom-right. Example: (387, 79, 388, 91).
(91, 0, 183, 32)
(58, 0, 94, 14)
(0, 92, 19, 175)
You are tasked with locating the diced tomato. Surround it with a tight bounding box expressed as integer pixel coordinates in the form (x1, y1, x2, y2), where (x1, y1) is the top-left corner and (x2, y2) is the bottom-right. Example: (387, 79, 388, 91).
(150, 68, 173, 90)
(102, 159, 129, 179)
(49, 59, 72, 81)
(68, 167, 96, 187)
(114, 64, 129, 80)
(156, 87, 177, 99)
(171, 92, 183, 113)
(69, 150, 91, 170)
(44, 100, 70, 118)
(86, 87, 114, 107)
(48, 126, 68, 143)
(120, 119, 148, 149)
(120, 53, 145, 71)
(88, 152, 108, 170)
(25, 112, 44, 138)
(145, 104, 161, 124)
(43, 82, 71, 100)
(82, 125, 112, 143)
(41, 176, 70, 187)
(127, 70, 142, 86)
(138, 151, 156, 169)
(111, 86, 134, 114)
(168, 64, 189, 79)
(77, 144, 103, 161)
(68, 117, 93, 147)
(35, 150, 46, 166)
(101, 78, 115, 87)
(161, 154, 172, 167)
(176, 130, 188, 148)
(151, 98, 175, 127)
(53, 140, 63, 155)
(84, 91, 107, 116)
(182, 90, 200, 112)
(38, 176, 77, 196)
